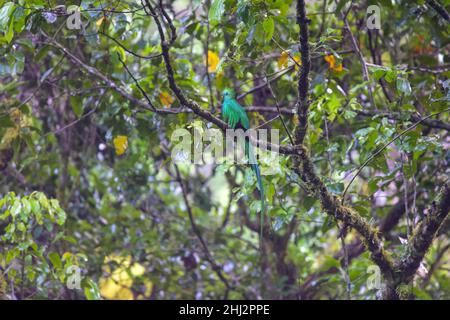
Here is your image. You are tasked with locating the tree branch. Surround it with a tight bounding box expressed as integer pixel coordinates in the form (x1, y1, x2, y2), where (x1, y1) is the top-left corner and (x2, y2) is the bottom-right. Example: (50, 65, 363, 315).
(98, 31, 161, 60)
(342, 107, 450, 201)
(43, 30, 295, 155)
(293, 0, 311, 145)
(142, 0, 297, 155)
(291, 0, 393, 278)
(398, 181, 450, 283)
(343, 16, 376, 109)
(358, 110, 450, 131)
(173, 164, 232, 295)
(295, 146, 394, 275)
(426, 0, 450, 22)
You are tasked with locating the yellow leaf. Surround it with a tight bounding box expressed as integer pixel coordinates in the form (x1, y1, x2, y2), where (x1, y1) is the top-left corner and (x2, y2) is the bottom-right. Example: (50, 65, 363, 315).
(334, 63, 343, 73)
(0, 108, 32, 150)
(130, 263, 145, 277)
(159, 91, 174, 107)
(10, 108, 22, 120)
(113, 136, 128, 156)
(96, 16, 106, 27)
(104, 255, 131, 267)
(110, 268, 133, 288)
(215, 71, 224, 90)
(99, 277, 133, 300)
(293, 54, 302, 71)
(1, 127, 19, 150)
(324, 55, 343, 72)
(206, 50, 220, 73)
(278, 51, 289, 69)
(100, 255, 136, 300)
(144, 280, 153, 297)
(324, 54, 336, 69)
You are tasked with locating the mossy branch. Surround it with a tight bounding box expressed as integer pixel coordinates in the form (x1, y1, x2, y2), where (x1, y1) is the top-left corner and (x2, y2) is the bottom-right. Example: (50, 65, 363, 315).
(294, 147, 394, 275)
(291, 0, 393, 277)
(293, 0, 311, 145)
(397, 181, 450, 282)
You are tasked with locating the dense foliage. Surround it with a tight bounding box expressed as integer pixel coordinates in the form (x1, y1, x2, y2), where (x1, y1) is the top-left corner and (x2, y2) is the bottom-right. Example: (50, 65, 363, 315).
(0, 0, 449, 300)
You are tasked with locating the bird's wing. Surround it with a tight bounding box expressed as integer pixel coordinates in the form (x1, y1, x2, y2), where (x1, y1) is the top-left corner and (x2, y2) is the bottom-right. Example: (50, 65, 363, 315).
(228, 99, 250, 130)
(223, 101, 235, 128)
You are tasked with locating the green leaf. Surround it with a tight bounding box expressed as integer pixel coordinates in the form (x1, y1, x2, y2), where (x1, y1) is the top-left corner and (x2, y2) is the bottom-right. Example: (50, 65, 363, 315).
(336, 0, 350, 14)
(397, 77, 412, 96)
(48, 252, 62, 269)
(385, 70, 396, 83)
(327, 182, 344, 194)
(319, 255, 340, 272)
(371, 69, 386, 81)
(262, 17, 274, 42)
(30, 198, 40, 214)
(209, 0, 225, 24)
(10, 199, 21, 217)
(37, 192, 49, 210)
(70, 96, 83, 117)
(254, 22, 265, 44)
(0, 2, 15, 29)
(5, 15, 14, 43)
(84, 279, 101, 300)
(35, 46, 50, 62)
(21, 198, 31, 214)
(17, 222, 26, 232)
(0, 114, 14, 128)
(56, 208, 67, 225)
(6, 248, 18, 264)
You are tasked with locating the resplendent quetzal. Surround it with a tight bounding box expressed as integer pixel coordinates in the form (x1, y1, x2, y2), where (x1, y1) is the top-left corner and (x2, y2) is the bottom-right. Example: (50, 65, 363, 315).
(221, 88, 266, 239)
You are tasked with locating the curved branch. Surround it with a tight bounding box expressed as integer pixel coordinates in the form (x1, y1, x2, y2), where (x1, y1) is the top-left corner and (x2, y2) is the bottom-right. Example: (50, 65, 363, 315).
(99, 31, 161, 60)
(174, 164, 232, 294)
(426, 0, 450, 21)
(143, 0, 297, 155)
(398, 181, 450, 283)
(291, 0, 393, 278)
(295, 146, 394, 275)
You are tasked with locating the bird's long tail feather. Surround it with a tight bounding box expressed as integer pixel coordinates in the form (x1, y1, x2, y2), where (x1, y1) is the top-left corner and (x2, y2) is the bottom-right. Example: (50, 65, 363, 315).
(245, 139, 266, 243)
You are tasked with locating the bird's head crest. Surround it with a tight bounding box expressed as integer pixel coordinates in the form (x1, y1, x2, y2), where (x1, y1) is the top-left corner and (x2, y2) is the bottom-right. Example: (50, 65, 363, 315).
(222, 88, 236, 99)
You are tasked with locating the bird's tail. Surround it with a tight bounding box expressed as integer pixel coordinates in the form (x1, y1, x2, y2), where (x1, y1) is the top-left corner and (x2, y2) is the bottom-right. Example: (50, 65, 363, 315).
(245, 139, 266, 242)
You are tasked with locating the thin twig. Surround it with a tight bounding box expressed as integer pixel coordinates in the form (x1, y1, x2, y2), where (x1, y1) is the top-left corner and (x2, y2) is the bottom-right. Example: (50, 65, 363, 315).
(265, 74, 295, 145)
(99, 31, 161, 60)
(272, 37, 302, 69)
(342, 107, 450, 202)
(142, 0, 296, 156)
(173, 164, 232, 296)
(237, 67, 294, 100)
(203, 0, 215, 112)
(116, 52, 157, 111)
(343, 16, 376, 109)
(338, 220, 352, 299)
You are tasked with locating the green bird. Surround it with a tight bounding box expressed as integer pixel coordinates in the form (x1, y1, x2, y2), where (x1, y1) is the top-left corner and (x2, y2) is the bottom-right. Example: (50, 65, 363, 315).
(221, 88, 266, 240)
